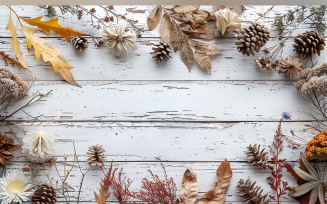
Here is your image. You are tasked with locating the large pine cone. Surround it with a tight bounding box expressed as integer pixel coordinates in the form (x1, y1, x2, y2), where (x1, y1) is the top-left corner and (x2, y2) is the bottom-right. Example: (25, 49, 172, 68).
(31, 184, 57, 204)
(294, 31, 325, 58)
(72, 36, 88, 52)
(150, 41, 172, 62)
(235, 23, 270, 56)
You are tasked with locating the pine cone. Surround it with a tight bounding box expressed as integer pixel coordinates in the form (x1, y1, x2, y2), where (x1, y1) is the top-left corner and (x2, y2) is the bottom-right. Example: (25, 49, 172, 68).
(294, 31, 325, 59)
(247, 144, 268, 169)
(31, 184, 57, 204)
(150, 41, 172, 62)
(235, 23, 270, 56)
(86, 144, 106, 166)
(237, 179, 270, 204)
(72, 36, 88, 51)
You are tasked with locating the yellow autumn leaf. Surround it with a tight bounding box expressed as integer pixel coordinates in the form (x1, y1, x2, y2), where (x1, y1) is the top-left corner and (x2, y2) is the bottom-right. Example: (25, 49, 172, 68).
(21, 16, 87, 42)
(6, 11, 29, 71)
(21, 24, 81, 87)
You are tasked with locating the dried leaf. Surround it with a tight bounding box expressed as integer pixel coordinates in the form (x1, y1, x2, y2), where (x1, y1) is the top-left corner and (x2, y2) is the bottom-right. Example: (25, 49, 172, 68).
(180, 167, 199, 204)
(172, 10, 212, 26)
(6, 12, 29, 71)
(147, 5, 162, 31)
(21, 16, 86, 42)
(21, 25, 80, 87)
(195, 50, 211, 73)
(170, 20, 185, 52)
(194, 41, 223, 55)
(164, 5, 176, 10)
(94, 184, 110, 204)
(180, 23, 215, 40)
(173, 5, 200, 14)
(195, 159, 232, 204)
(213, 5, 246, 14)
(180, 41, 194, 72)
(0, 51, 27, 71)
(160, 13, 171, 42)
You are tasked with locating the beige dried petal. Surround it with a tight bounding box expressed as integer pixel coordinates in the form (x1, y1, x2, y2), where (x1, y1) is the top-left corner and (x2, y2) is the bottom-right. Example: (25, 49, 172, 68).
(215, 8, 242, 37)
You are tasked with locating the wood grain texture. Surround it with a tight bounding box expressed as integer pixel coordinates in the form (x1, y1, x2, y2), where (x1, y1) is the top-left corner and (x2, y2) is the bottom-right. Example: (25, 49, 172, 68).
(3, 80, 316, 121)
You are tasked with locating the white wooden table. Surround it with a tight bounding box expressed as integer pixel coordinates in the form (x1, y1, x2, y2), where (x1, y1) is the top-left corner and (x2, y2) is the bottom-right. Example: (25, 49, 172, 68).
(0, 5, 325, 203)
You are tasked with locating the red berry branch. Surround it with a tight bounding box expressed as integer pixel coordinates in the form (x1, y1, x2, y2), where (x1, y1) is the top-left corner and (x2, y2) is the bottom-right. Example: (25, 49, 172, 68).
(266, 119, 295, 203)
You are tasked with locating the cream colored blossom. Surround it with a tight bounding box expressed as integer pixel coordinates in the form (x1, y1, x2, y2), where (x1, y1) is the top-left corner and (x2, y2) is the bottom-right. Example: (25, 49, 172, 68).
(102, 20, 137, 58)
(0, 170, 33, 204)
(215, 8, 242, 37)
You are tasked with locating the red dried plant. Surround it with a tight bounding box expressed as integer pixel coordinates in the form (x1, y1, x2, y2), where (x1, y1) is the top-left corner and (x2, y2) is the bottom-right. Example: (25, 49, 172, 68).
(131, 164, 178, 204)
(109, 168, 133, 204)
(266, 120, 295, 203)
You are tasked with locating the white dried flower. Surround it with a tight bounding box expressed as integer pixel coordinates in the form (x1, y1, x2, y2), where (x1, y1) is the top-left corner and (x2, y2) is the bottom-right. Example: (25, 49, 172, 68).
(0, 169, 33, 204)
(23, 131, 55, 163)
(102, 20, 137, 58)
(215, 8, 242, 37)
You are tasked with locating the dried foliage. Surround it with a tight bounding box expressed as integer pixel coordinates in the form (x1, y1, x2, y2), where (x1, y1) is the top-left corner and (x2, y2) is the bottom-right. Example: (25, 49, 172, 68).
(306, 130, 327, 161)
(195, 159, 232, 204)
(109, 168, 133, 204)
(237, 178, 270, 204)
(180, 167, 199, 204)
(287, 153, 327, 204)
(0, 132, 21, 165)
(0, 51, 28, 71)
(273, 6, 327, 35)
(247, 144, 268, 169)
(7, 6, 82, 87)
(94, 161, 113, 204)
(294, 31, 325, 59)
(279, 55, 303, 79)
(131, 163, 178, 204)
(266, 120, 295, 203)
(147, 5, 223, 72)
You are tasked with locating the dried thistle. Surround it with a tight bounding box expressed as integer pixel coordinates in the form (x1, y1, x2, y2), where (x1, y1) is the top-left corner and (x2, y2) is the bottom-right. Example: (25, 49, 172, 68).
(237, 178, 270, 204)
(247, 144, 268, 169)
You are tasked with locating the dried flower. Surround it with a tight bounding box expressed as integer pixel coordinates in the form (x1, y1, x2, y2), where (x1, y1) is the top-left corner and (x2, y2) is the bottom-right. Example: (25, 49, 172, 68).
(296, 62, 327, 95)
(305, 129, 327, 161)
(215, 8, 242, 37)
(90, 7, 96, 13)
(0, 170, 33, 204)
(23, 131, 55, 163)
(0, 133, 21, 165)
(104, 16, 110, 23)
(109, 5, 114, 10)
(102, 21, 137, 58)
(282, 112, 291, 120)
(0, 68, 29, 98)
(280, 55, 302, 79)
(110, 168, 133, 204)
(86, 144, 106, 166)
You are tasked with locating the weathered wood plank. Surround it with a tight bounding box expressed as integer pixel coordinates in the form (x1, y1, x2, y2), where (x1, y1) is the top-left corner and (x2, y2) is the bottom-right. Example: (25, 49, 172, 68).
(2, 80, 316, 122)
(2, 121, 313, 162)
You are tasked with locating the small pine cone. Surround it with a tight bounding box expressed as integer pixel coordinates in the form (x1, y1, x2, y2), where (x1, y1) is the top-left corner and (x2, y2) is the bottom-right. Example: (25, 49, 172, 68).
(237, 179, 270, 204)
(150, 41, 172, 62)
(72, 36, 88, 51)
(294, 31, 325, 59)
(247, 144, 268, 169)
(86, 144, 106, 166)
(31, 184, 57, 204)
(235, 23, 270, 56)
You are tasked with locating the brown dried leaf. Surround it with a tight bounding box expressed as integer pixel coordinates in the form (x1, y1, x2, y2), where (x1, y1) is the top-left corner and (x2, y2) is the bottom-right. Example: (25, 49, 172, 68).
(173, 5, 200, 14)
(160, 13, 171, 43)
(164, 5, 176, 10)
(172, 10, 212, 26)
(195, 159, 232, 204)
(180, 23, 215, 40)
(147, 5, 162, 31)
(170, 20, 185, 52)
(94, 184, 110, 204)
(194, 41, 223, 55)
(213, 5, 246, 14)
(180, 41, 194, 72)
(180, 167, 199, 204)
(195, 50, 211, 73)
